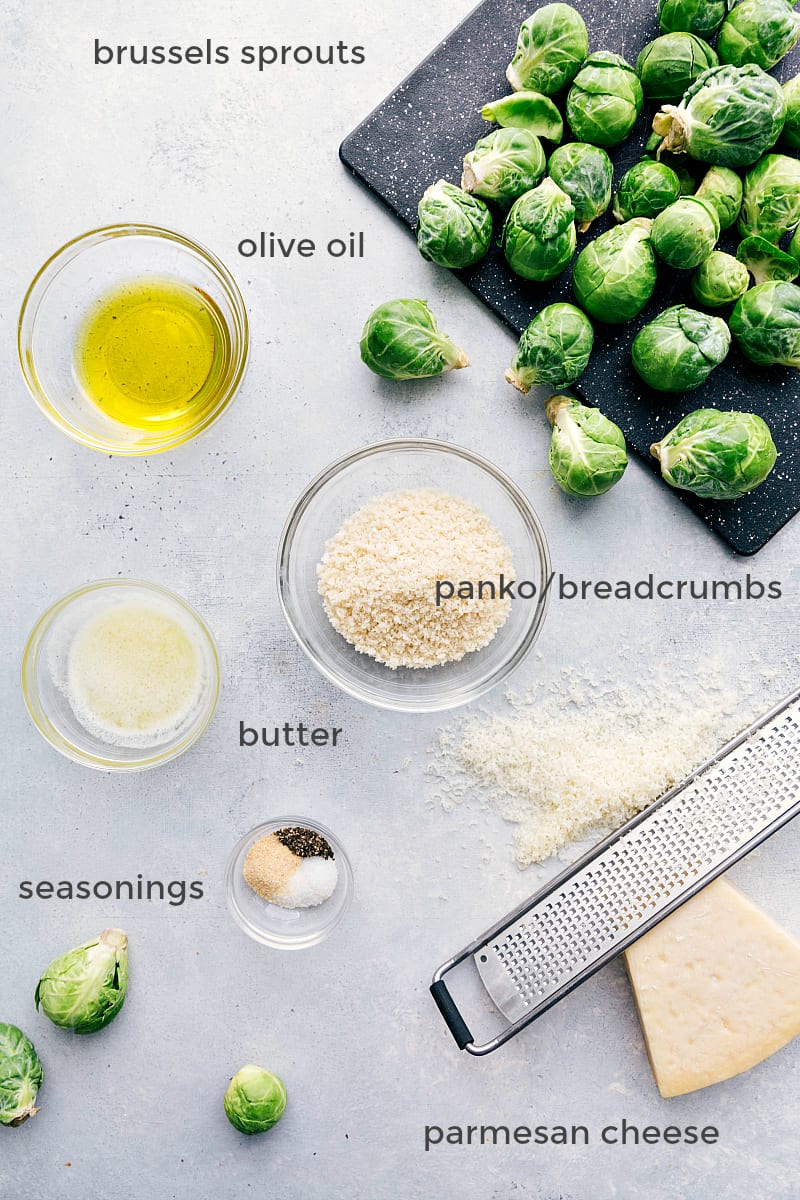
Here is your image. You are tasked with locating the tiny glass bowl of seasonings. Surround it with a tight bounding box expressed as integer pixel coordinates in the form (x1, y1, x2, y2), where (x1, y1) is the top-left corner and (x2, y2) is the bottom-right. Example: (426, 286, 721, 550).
(18, 224, 249, 455)
(225, 818, 353, 949)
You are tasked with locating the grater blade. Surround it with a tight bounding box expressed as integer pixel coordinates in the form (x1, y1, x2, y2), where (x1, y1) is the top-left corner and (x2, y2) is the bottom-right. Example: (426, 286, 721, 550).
(431, 687, 800, 1055)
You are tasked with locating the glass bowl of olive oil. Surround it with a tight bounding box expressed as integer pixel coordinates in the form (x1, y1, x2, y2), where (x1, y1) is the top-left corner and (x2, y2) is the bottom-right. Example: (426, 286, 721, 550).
(18, 225, 249, 455)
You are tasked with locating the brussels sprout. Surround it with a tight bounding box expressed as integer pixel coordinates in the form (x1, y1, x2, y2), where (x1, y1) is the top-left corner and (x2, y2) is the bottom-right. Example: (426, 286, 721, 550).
(717, 0, 800, 70)
(545, 394, 628, 496)
(224, 1065, 287, 1135)
(35, 928, 128, 1034)
(573, 219, 658, 324)
(566, 52, 644, 149)
(506, 4, 589, 95)
(613, 160, 682, 222)
(636, 33, 718, 102)
(783, 74, 800, 148)
(501, 178, 577, 281)
(504, 303, 594, 394)
(461, 128, 546, 206)
(657, 0, 735, 39)
(359, 300, 469, 380)
(651, 408, 777, 498)
(0, 1025, 43, 1127)
(632, 305, 731, 390)
(651, 196, 720, 269)
(737, 235, 800, 284)
(548, 143, 614, 232)
(738, 154, 800, 243)
(481, 91, 564, 142)
(416, 181, 492, 270)
(691, 251, 750, 306)
(653, 63, 786, 168)
(730, 280, 800, 365)
(694, 166, 743, 230)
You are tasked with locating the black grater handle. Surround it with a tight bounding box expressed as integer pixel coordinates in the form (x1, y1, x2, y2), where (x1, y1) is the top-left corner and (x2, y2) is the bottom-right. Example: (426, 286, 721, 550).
(430, 979, 474, 1050)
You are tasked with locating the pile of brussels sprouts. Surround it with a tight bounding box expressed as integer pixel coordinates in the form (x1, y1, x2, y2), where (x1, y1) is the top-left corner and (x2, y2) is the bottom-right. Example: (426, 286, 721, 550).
(360, 0, 800, 502)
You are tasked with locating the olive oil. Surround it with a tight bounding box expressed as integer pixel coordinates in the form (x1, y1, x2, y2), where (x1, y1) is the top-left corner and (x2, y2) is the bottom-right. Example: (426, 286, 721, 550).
(75, 277, 228, 432)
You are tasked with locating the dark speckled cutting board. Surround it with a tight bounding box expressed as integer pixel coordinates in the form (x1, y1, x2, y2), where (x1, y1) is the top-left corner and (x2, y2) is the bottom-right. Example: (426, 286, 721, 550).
(340, 0, 800, 555)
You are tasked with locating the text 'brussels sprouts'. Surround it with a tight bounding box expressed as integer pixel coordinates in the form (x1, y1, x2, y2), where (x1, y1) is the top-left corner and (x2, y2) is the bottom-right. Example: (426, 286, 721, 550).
(462, 127, 546, 206)
(637, 33, 718, 102)
(657, 0, 735, 40)
(738, 154, 800, 244)
(546, 394, 628, 497)
(416, 181, 493, 270)
(506, 4, 589, 95)
(359, 300, 469, 380)
(505, 303, 594, 394)
(695, 166, 743, 230)
(692, 251, 750, 307)
(224, 1065, 287, 1135)
(737, 235, 800, 285)
(651, 408, 777, 499)
(651, 196, 720, 269)
(35, 928, 128, 1034)
(548, 142, 614, 233)
(613, 160, 682, 223)
(717, 0, 800, 71)
(481, 91, 564, 142)
(0, 1025, 43, 1127)
(573, 219, 657, 324)
(632, 305, 731, 391)
(567, 52, 644, 149)
(502, 178, 577, 282)
(730, 280, 800, 366)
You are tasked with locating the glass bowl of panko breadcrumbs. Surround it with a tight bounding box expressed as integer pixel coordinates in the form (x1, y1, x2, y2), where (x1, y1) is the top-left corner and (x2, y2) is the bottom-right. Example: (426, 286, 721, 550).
(277, 439, 551, 712)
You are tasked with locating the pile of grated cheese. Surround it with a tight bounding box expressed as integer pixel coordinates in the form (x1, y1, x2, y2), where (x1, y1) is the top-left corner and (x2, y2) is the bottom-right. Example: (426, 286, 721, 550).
(317, 487, 514, 669)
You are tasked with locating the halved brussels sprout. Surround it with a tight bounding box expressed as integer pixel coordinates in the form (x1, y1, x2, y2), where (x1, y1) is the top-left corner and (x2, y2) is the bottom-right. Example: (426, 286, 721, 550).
(632, 305, 731, 390)
(481, 91, 564, 142)
(505, 303, 594, 394)
(360, 300, 469, 380)
(694, 166, 743, 230)
(783, 74, 800, 149)
(567, 52, 644, 148)
(0, 1025, 43, 1127)
(461, 127, 546, 206)
(546, 394, 628, 497)
(691, 251, 750, 306)
(657, 0, 735, 39)
(613, 160, 682, 222)
(636, 33, 718, 102)
(548, 143, 614, 233)
(717, 0, 800, 70)
(224, 1065, 287, 1135)
(738, 154, 800, 243)
(501, 178, 577, 281)
(573, 219, 657, 324)
(737, 235, 800, 285)
(730, 280, 800, 365)
(35, 928, 128, 1034)
(506, 4, 589, 95)
(651, 408, 777, 499)
(416, 181, 492, 270)
(651, 196, 720, 269)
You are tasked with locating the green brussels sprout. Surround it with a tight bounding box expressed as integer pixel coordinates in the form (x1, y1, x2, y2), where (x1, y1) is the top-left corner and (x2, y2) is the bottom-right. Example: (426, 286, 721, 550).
(636, 33, 718, 102)
(506, 4, 589, 95)
(738, 154, 800, 243)
(35, 928, 128, 1034)
(416, 181, 492, 270)
(573, 219, 658, 324)
(653, 63, 786, 168)
(782, 74, 800, 148)
(501, 178, 577, 281)
(730, 279, 800, 365)
(632, 305, 731, 390)
(691, 250, 750, 306)
(717, 0, 800, 70)
(224, 1065, 287, 1135)
(694, 166, 743, 230)
(504, 303, 594, 394)
(651, 196, 720, 269)
(566, 52, 644, 149)
(548, 143, 614, 232)
(613, 160, 682, 222)
(0, 1025, 43, 1127)
(461, 127, 546, 206)
(481, 91, 564, 142)
(737, 235, 800, 284)
(657, 0, 735, 39)
(359, 300, 469, 380)
(545, 394, 628, 496)
(651, 408, 777, 498)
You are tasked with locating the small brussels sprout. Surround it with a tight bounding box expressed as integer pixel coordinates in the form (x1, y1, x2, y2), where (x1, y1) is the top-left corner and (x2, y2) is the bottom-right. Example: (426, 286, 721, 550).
(416, 181, 492, 270)
(717, 0, 800, 70)
(501, 178, 577, 282)
(506, 4, 589, 95)
(783, 74, 800, 149)
(613, 160, 682, 222)
(691, 251, 750, 306)
(738, 154, 800, 243)
(694, 166, 743, 230)
(548, 143, 614, 233)
(224, 1065, 287, 1135)
(566, 52, 644, 149)
(461, 127, 546, 206)
(653, 63, 786, 168)
(573, 219, 657, 324)
(730, 280, 800, 365)
(546, 394, 628, 497)
(359, 300, 469, 380)
(657, 0, 735, 39)
(505, 303, 594, 394)
(35, 928, 128, 1034)
(0, 1025, 43, 1127)
(481, 91, 563, 142)
(651, 196, 720, 269)
(636, 33, 718, 102)
(737, 235, 800, 284)
(651, 408, 777, 499)
(632, 305, 731, 390)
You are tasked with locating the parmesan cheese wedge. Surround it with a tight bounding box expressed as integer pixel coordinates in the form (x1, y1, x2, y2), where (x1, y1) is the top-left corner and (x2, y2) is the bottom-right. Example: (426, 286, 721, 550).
(624, 877, 800, 1099)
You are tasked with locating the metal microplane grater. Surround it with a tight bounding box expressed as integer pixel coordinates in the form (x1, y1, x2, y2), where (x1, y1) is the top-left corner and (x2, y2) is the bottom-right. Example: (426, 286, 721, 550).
(431, 687, 800, 1056)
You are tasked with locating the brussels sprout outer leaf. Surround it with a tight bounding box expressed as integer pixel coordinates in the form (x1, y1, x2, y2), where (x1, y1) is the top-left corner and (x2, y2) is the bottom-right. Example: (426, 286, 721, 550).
(480, 91, 564, 142)
(717, 0, 800, 71)
(546, 395, 628, 496)
(632, 305, 731, 390)
(505, 303, 594, 393)
(416, 180, 493, 269)
(736, 235, 800, 285)
(506, 3, 589, 95)
(692, 251, 750, 306)
(224, 1065, 287, 1135)
(729, 279, 800, 365)
(34, 929, 128, 1035)
(573, 219, 657, 323)
(738, 154, 800, 243)
(651, 408, 777, 499)
(359, 300, 469, 380)
(0, 1024, 43, 1127)
(461, 127, 547, 205)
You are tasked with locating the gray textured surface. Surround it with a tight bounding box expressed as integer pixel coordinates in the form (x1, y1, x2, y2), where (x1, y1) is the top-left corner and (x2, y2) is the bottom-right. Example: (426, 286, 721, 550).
(2, 1, 799, 1198)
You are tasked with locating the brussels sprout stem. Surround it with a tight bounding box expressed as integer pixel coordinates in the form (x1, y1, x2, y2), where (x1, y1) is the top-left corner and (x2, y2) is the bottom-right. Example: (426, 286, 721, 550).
(444, 345, 470, 371)
(652, 106, 688, 156)
(9, 1089, 39, 1127)
(545, 394, 571, 425)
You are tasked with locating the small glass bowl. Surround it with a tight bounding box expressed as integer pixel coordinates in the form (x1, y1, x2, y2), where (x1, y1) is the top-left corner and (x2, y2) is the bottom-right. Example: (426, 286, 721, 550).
(18, 224, 249, 455)
(225, 818, 353, 950)
(278, 439, 551, 712)
(21, 579, 220, 771)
